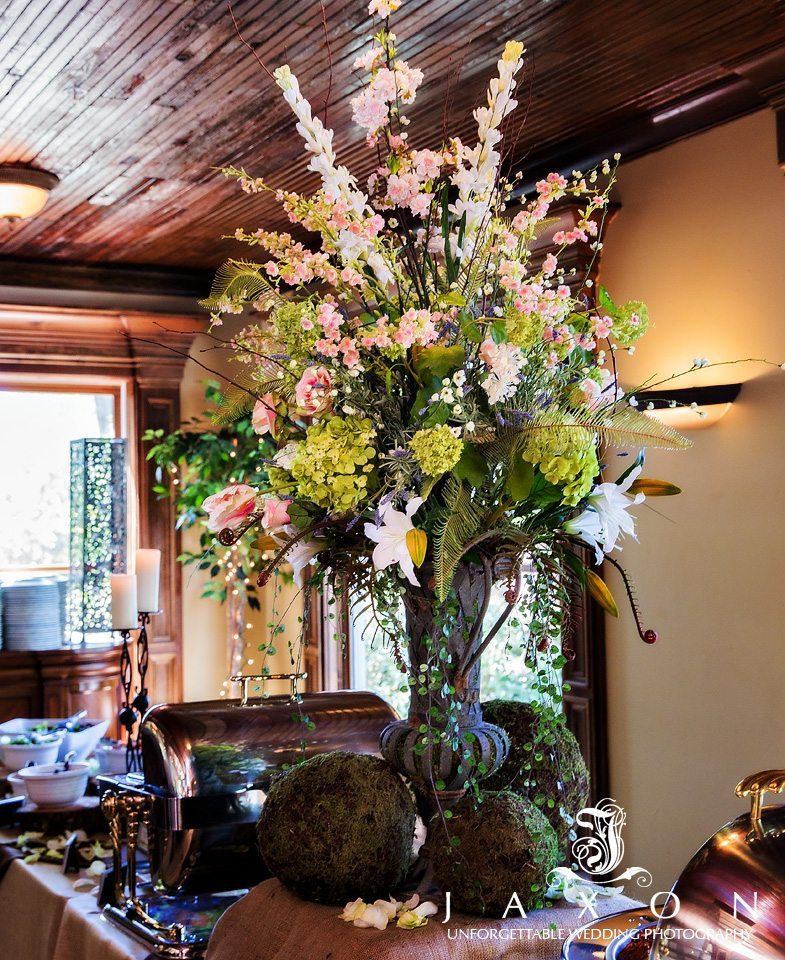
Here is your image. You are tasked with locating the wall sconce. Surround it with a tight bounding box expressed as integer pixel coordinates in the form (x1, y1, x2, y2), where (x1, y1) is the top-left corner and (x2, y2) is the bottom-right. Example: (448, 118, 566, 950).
(0, 166, 59, 221)
(639, 383, 741, 430)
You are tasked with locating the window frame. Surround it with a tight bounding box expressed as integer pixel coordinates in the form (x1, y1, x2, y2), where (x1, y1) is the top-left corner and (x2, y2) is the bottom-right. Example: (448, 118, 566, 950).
(0, 373, 135, 578)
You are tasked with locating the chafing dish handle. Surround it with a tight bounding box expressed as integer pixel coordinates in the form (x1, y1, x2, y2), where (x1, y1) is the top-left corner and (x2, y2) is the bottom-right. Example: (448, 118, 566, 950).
(229, 672, 308, 706)
(735, 769, 785, 824)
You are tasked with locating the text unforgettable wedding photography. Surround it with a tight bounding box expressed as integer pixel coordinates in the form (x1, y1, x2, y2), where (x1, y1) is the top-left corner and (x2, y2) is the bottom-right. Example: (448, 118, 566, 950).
(0, 1, 783, 959)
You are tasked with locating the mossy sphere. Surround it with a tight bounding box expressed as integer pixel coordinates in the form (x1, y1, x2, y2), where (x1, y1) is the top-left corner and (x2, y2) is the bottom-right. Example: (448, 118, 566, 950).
(257, 751, 416, 904)
(431, 791, 558, 917)
(482, 699, 590, 851)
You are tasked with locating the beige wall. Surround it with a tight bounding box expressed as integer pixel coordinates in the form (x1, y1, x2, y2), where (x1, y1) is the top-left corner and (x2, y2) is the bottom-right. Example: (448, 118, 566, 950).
(179, 317, 304, 702)
(600, 109, 785, 890)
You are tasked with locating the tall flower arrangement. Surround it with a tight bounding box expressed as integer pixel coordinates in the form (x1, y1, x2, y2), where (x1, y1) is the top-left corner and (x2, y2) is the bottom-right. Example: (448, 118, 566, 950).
(201, 0, 688, 803)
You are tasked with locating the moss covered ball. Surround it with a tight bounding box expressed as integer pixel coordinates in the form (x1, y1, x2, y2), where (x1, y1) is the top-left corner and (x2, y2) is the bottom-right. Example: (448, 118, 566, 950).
(257, 751, 416, 904)
(431, 791, 558, 917)
(482, 699, 590, 852)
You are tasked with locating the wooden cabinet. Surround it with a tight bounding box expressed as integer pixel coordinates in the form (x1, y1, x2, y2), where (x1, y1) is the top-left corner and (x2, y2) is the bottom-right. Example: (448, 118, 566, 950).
(0, 646, 123, 736)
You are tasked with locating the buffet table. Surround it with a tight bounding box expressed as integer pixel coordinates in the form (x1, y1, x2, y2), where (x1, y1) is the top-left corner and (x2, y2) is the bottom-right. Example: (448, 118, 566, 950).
(0, 850, 149, 960)
(207, 879, 641, 960)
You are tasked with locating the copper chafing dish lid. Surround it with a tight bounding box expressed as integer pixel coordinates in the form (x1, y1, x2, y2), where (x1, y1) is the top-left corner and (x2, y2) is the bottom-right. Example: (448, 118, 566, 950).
(649, 770, 785, 960)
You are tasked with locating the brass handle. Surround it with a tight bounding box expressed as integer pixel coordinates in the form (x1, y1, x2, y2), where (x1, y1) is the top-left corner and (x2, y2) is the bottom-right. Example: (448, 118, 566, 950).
(230, 672, 308, 706)
(735, 769, 785, 824)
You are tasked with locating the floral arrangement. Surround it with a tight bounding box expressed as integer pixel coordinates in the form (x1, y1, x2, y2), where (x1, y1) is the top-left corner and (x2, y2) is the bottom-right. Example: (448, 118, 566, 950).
(201, 0, 688, 664)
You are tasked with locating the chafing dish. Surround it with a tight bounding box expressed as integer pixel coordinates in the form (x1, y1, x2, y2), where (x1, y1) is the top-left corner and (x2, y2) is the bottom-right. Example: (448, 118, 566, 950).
(649, 769, 785, 960)
(98, 682, 397, 957)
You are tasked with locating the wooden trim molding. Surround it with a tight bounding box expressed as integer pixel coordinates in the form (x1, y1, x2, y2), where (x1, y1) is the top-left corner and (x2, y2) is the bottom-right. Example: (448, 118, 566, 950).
(0, 303, 203, 705)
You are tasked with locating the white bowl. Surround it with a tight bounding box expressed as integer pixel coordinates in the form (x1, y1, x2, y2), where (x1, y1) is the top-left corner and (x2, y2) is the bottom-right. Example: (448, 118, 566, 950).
(17, 762, 90, 807)
(1, 738, 63, 772)
(6, 772, 27, 798)
(96, 744, 128, 776)
(0, 718, 109, 762)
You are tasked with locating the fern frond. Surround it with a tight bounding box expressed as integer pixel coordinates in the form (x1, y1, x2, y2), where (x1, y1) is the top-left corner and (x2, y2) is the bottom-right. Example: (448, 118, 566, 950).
(433, 478, 481, 601)
(476, 404, 690, 452)
(199, 259, 284, 313)
(212, 385, 257, 425)
(212, 374, 293, 426)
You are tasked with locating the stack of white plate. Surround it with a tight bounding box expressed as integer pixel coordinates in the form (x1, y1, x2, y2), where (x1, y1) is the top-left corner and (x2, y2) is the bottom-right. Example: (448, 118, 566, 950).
(2, 580, 63, 651)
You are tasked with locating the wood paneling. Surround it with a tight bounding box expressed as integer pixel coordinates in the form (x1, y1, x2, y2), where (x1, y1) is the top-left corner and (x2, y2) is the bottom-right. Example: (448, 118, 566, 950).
(0, 645, 122, 735)
(0, 304, 202, 709)
(0, 0, 784, 272)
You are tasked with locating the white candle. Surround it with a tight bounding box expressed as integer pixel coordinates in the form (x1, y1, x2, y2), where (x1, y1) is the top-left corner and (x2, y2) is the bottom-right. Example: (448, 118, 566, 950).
(136, 548, 161, 612)
(111, 574, 138, 631)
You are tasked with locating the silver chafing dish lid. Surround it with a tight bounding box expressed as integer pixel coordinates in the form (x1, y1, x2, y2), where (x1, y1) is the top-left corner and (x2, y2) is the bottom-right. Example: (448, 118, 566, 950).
(141, 690, 398, 799)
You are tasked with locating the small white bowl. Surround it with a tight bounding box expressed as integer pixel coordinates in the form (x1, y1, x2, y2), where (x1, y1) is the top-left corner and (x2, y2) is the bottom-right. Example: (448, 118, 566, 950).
(96, 744, 128, 776)
(17, 762, 90, 807)
(1, 738, 63, 772)
(6, 772, 27, 798)
(0, 718, 109, 762)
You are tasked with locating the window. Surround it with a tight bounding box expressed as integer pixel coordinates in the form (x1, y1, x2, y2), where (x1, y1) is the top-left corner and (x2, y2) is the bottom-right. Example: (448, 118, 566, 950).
(350, 580, 548, 717)
(0, 385, 120, 579)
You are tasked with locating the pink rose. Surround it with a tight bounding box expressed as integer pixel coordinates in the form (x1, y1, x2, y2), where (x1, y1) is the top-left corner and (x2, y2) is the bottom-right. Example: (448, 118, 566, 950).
(252, 394, 277, 436)
(203, 484, 257, 532)
(295, 367, 333, 415)
(262, 496, 291, 530)
(480, 338, 497, 366)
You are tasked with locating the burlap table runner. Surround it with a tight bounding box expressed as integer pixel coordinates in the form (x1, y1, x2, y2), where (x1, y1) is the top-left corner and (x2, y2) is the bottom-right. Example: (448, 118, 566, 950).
(206, 879, 640, 960)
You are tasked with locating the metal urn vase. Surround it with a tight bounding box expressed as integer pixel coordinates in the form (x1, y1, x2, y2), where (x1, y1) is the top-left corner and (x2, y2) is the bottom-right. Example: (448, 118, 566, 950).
(379, 561, 510, 819)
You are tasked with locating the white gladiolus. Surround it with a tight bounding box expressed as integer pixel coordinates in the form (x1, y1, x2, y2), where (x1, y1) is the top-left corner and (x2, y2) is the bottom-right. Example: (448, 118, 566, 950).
(273, 65, 368, 220)
(451, 41, 525, 235)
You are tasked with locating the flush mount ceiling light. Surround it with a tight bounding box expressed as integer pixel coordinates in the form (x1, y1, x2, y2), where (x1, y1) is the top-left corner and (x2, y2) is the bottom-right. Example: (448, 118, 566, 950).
(0, 166, 59, 221)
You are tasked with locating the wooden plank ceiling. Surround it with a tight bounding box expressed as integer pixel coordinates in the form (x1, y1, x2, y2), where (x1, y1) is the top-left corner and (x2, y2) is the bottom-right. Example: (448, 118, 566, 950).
(0, 0, 784, 280)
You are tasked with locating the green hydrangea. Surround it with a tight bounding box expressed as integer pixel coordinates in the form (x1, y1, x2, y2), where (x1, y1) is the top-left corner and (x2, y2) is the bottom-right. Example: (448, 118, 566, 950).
(273, 301, 319, 357)
(291, 417, 376, 513)
(523, 429, 598, 505)
(612, 300, 649, 346)
(409, 425, 464, 477)
(505, 308, 545, 349)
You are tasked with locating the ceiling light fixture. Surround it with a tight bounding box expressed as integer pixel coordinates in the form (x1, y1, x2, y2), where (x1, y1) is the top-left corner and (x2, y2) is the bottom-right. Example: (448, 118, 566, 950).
(639, 383, 741, 430)
(0, 166, 59, 221)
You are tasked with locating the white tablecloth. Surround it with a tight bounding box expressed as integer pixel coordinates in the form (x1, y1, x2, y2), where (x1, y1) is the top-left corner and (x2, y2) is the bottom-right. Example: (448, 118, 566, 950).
(0, 855, 150, 960)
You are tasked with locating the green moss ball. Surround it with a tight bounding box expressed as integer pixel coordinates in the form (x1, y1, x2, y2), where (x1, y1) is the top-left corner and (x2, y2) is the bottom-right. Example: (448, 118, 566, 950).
(482, 699, 590, 852)
(431, 791, 558, 917)
(257, 751, 416, 904)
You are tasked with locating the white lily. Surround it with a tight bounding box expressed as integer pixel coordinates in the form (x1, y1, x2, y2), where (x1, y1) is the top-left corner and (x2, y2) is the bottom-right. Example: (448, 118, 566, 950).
(397, 900, 438, 929)
(364, 497, 424, 586)
(564, 465, 645, 564)
(547, 867, 623, 903)
(271, 525, 327, 587)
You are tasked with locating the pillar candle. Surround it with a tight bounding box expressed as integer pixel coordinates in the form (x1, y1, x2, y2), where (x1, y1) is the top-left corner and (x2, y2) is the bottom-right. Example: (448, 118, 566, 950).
(110, 574, 138, 630)
(136, 548, 161, 612)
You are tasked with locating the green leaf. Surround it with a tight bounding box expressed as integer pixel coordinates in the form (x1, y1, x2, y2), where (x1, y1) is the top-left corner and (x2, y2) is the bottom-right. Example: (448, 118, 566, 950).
(505, 450, 534, 502)
(561, 549, 587, 587)
(442, 291, 466, 307)
(413, 345, 466, 380)
(452, 444, 487, 487)
(597, 284, 617, 315)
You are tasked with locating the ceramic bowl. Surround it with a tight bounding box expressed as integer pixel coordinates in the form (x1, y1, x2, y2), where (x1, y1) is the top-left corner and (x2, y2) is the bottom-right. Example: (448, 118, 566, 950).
(95, 743, 128, 775)
(0, 718, 109, 762)
(1, 737, 63, 772)
(6, 772, 27, 798)
(17, 761, 90, 807)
